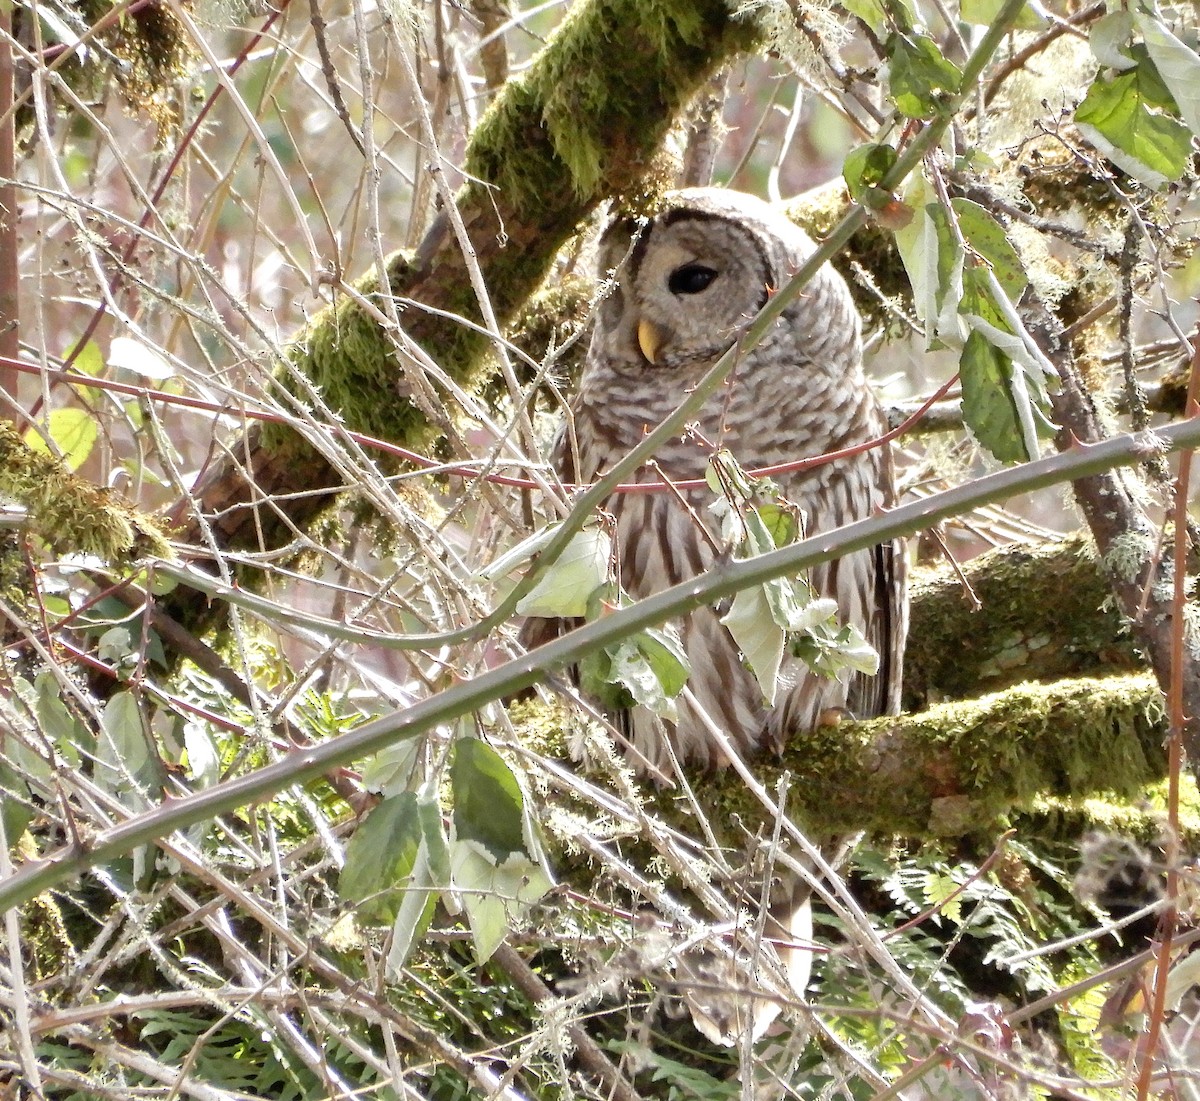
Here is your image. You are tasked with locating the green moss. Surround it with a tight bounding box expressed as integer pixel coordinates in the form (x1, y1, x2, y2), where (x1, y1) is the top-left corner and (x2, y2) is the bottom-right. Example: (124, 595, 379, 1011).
(904, 535, 1139, 708)
(0, 423, 170, 564)
(256, 0, 759, 486)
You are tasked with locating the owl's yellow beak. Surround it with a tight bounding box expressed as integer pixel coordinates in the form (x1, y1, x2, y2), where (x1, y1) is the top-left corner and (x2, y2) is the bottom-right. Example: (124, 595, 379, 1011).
(637, 319, 663, 365)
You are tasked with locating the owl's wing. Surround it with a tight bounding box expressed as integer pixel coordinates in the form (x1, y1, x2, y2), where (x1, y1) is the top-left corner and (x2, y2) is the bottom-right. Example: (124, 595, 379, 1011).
(846, 536, 908, 720)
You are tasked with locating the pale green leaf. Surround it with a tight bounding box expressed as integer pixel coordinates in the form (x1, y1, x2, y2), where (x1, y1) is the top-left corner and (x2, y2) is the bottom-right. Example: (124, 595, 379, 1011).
(1076, 63, 1191, 189)
(182, 721, 220, 788)
(605, 628, 691, 722)
(514, 527, 611, 617)
(608, 640, 678, 721)
(450, 840, 553, 963)
(479, 521, 563, 581)
(386, 792, 450, 971)
(359, 739, 421, 797)
(34, 671, 85, 766)
(24, 408, 98, 471)
(1136, 6, 1200, 135)
(721, 586, 785, 705)
(95, 690, 155, 807)
(1089, 10, 1137, 71)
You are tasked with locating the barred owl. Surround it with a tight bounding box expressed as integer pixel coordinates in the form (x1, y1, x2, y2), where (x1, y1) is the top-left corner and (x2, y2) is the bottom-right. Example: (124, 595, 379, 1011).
(546, 188, 907, 1039)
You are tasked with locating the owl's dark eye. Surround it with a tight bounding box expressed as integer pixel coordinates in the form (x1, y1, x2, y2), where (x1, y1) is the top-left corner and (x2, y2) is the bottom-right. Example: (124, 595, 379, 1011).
(668, 264, 718, 295)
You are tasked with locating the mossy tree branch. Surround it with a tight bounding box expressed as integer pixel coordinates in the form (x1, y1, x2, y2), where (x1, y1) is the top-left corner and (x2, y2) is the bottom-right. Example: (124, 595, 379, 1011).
(165, 0, 757, 561)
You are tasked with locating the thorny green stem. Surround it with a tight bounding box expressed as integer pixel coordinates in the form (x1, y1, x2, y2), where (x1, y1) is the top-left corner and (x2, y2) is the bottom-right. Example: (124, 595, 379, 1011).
(2, 411, 1199, 913)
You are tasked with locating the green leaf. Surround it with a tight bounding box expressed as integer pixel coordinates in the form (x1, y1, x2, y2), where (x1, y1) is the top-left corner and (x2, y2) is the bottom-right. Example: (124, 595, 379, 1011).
(95, 690, 158, 808)
(605, 627, 691, 721)
(340, 792, 424, 924)
(721, 585, 785, 705)
(923, 871, 964, 923)
(1076, 62, 1192, 189)
(450, 841, 553, 963)
(888, 31, 962, 118)
(1089, 10, 1137, 71)
(951, 198, 1028, 303)
(0, 761, 33, 846)
(359, 739, 421, 797)
(64, 338, 105, 377)
(705, 448, 756, 500)
(34, 671, 86, 766)
(843, 142, 899, 205)
(960, 330, 1034, 463)
(451, 736, 526, 860)
(835, 0, 894, 34)
(894, 176, 963, 340)
(23, 407, 98, 471)
(958, 264, 1058, 462)
(182, 721, 221, 788)
(1135, 5, 1200, 135)
(754, 503, 799, 549)
(514, 526, 611, 617)
(960, 0, 1043, 29)
(386, 791, 450, 970)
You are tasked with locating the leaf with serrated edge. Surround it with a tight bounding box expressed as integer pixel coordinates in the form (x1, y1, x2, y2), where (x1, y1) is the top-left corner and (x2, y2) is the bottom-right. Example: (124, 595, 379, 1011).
(340, 792, 423, 924)
(1076, 65, 1191, 189)
(514, 527, 611, 617)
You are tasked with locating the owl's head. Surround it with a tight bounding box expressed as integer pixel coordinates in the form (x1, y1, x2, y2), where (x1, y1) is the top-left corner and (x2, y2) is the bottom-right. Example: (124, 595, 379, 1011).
(593, 188, 815, 372)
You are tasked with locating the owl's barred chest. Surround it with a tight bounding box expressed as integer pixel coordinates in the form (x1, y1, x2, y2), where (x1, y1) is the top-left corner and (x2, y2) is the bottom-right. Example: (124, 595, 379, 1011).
(572, 360, 876, 482)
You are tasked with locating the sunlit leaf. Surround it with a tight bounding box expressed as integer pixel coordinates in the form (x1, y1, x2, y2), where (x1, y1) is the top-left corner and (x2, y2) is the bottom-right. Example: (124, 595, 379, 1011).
(63, 339, 105, 377)
(1076, 61, 1191, 189)
(960, 0, 1043, 29)
(95, 690, 157, 808)
(952, 199, 1028, 303)
(721, 585, 785, 705)
(387, 792, 450, 972)
(755, 503, 799, 549)
(1136, 5, 1200, 135)
(450, 839, 553, 963)
(514, 526, 611, 618)
(605, 627, 691, 721)
(843, 142, 899, 207)
(23, 408, 98, 471)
